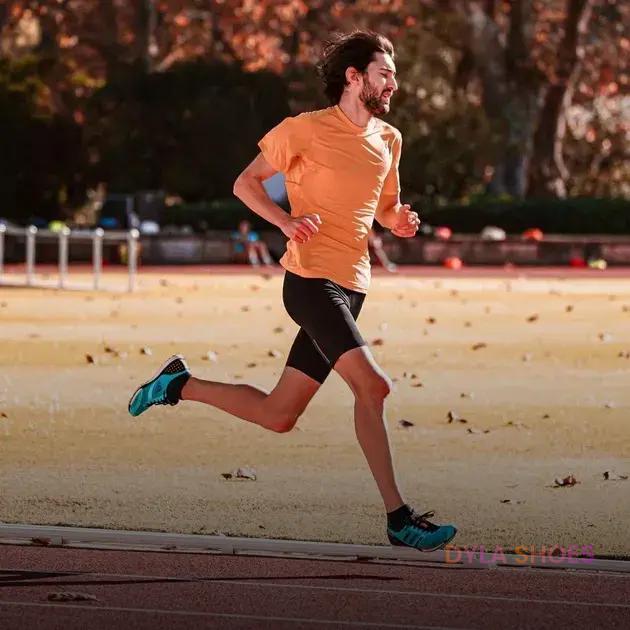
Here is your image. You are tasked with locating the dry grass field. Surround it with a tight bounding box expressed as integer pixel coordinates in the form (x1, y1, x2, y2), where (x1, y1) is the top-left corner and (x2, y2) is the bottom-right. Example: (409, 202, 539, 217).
(1, 269, 629, 556)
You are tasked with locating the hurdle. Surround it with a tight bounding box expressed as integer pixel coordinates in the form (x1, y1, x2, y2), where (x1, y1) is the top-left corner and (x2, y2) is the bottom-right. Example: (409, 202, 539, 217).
(0, 223, 139, 292)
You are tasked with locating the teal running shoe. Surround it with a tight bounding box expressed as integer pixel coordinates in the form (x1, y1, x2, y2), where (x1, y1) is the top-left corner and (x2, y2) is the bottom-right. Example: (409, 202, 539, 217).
(128, 354, 190, 417)
(387, 509, 457, 552)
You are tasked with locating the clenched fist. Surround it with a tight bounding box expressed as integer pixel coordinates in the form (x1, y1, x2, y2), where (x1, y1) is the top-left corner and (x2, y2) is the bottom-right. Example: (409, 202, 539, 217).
(391, 204, 420, 238)
(281, 213, 322, 244)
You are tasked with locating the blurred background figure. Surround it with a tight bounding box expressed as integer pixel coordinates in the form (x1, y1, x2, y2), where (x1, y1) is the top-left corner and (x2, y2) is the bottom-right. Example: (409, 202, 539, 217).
(368, 228, 397, 273)
(231, 219, 274, 267)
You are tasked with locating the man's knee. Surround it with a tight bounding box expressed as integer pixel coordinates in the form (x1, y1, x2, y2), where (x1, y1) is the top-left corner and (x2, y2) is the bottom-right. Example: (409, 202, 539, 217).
(269, 409, 301, 433)
(353, 372, 392, 403)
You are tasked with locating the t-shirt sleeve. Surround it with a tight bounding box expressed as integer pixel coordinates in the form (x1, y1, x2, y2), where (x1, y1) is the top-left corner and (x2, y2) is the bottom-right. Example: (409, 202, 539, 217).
(382, 131, 402, 196)
(257, 115, 312, 174)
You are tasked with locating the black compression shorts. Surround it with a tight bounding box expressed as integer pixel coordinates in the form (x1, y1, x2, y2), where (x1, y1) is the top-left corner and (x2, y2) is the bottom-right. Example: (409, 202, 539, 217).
(282, 270, 367, 384)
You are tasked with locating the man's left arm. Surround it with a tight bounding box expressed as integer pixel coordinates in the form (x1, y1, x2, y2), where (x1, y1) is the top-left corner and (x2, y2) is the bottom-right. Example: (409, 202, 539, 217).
(374, 133, 420, 238)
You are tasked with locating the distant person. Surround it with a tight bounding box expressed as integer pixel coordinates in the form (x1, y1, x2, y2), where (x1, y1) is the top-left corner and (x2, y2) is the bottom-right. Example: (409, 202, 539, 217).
(230, 219, 274, 267)
(128, 30, 456, 553)
(368, 228, 397, 272)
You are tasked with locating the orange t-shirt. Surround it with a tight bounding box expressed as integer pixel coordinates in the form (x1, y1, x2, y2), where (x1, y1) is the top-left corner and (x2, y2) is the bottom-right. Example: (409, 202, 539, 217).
(258, 105, 401, 293)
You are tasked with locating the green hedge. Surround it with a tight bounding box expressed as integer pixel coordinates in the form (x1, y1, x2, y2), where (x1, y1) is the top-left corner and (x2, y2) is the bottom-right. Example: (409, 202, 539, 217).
(421, 197, 630, 234)
(162, 198, 289, 231)
(164, 196, 630, 234)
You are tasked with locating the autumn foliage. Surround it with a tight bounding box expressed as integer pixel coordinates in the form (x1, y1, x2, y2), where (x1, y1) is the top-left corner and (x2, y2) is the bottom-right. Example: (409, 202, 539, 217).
(0, 0, 627, 222)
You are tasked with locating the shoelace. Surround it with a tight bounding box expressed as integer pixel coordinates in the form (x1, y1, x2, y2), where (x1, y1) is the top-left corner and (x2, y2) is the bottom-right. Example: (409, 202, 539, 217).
(408, 509, 440, 532)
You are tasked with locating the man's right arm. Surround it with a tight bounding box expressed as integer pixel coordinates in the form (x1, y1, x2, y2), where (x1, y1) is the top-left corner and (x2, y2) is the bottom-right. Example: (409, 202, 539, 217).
(233, 153, 289, 231)
(233, 152, 321, 244)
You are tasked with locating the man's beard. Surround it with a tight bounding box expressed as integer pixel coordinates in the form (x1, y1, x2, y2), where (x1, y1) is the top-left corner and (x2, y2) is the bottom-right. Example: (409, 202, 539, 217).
(359, 77, 391, 116)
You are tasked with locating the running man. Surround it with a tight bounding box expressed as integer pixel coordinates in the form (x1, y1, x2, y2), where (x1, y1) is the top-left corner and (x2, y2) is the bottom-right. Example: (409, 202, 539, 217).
(128, 31, 457, 552)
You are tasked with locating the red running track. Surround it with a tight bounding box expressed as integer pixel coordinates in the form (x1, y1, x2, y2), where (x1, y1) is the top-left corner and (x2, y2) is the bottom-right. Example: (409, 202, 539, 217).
(1, 544, 629, 629)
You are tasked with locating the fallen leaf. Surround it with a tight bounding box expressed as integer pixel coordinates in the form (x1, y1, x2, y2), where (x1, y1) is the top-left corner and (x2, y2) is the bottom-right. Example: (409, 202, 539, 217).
(526, 314, 539, 322)
(426, 317, 437, 324)
(505, 421, 528, 428)
(202, 351, 218, 362)
(140, 346, 152, 356)
(464, 321, 472, 327)
(399, 419, 415, 428)
(236, 467, 257, 480)
(460, 392, 473, 398)
(246, 362, 257, 368)
(565, 305, 574, 313)
(604, 402, 615, 409)
(598, 332, 612, 343)
(273, 326, 284, 334)
(447, 410, 467, 424)
(500, 499, 511, 504)
(85, 354, 96, 364)
(471, 342, 487, 351)
(241, 305, 250, 312)
(603, 471, 628, 481)
(467, 427, 490, 434)
(371, 338, 385, 346)
(542, 413, 550, 419)
(617, 351, 630, 359)
(411, 382, 424, 388)
(522, 353, 533, 362)
(0, 412, 7, 418)
(553, 474, 579, 487)
(103, 345, 116, 354)
(48, 592, 97, 602)
(267, 349, 282, 358)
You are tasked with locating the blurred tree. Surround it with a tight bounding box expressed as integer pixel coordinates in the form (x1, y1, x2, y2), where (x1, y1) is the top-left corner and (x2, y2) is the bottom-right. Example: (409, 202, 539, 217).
(0, 0, 626, 217)
(0, 56, 85, 220)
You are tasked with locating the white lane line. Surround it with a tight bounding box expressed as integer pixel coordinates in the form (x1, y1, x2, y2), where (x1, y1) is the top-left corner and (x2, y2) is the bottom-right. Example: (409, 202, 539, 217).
(2, 567, 629, 611)
(3, 523, 629, 574)
(0, 600, 466, 629)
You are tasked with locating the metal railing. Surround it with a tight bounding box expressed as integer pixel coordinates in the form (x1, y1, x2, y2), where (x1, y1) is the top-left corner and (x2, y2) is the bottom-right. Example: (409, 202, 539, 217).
(0, 223, 139, 292)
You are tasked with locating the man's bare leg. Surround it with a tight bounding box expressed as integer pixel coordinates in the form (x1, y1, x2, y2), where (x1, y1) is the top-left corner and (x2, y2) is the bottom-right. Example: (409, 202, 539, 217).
(334, 346, 404, 513)
(181, 366, 320, 433)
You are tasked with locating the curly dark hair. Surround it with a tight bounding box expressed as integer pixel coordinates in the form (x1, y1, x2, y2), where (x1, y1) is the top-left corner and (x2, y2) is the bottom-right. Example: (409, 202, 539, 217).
(317, 30, 395, 105)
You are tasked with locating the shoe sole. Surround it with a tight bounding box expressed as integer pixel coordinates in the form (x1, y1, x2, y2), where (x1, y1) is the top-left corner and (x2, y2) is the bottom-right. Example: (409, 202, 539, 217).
(388, 527, 458, 553)
(128, 354, 189, 416)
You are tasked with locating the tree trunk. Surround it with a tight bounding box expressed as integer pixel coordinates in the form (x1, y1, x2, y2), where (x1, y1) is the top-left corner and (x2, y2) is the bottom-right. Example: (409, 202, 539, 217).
(528, 0, 594, 197)
(133, 0, 156, 73)
(465, 0, 542, 197)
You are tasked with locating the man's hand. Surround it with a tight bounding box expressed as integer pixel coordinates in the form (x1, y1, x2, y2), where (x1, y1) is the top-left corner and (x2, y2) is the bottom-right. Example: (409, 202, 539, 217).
(391, 204, 420, 238)
(280, 213, 322, 244)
